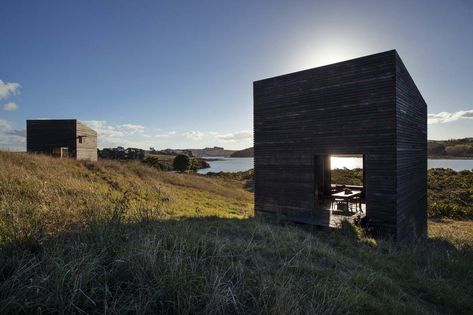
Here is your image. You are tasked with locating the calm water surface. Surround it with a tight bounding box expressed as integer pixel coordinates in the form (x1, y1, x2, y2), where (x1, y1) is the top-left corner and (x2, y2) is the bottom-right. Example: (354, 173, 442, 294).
(199, 156, 473, 173)
(198, 157, 254, 174)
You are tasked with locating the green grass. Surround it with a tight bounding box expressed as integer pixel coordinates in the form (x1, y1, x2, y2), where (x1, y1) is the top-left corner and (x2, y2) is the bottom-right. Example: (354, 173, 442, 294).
(428, 168, 473, 219)
(331, 168, 363, 186)
(0, 151, 472, 314)
(332, 167, 473, 219)
(143, 153, 210, 171)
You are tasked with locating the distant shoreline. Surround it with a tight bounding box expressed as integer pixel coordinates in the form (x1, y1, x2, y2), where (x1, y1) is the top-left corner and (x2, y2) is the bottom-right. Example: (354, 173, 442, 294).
(428, 155, 473, 160)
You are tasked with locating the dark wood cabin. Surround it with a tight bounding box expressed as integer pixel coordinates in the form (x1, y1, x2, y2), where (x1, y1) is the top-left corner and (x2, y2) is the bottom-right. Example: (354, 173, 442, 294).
(27, 119, 98, 161)
(254, 50, 427, 241)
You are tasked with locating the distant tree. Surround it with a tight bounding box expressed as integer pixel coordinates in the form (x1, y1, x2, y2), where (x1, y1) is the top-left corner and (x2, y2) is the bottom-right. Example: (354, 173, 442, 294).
(173, 154, 190, 172)
(98, 147, 145, 160)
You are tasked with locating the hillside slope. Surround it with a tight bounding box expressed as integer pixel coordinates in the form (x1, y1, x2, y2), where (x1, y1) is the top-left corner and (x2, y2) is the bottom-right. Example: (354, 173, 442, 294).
(0, 152, 472, 314)
(230, 147, 254, 158)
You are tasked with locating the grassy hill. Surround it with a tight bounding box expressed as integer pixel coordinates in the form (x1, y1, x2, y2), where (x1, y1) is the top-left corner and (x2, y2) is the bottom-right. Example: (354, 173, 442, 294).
(428, 138, 473, 158)
(0, 151, 472, 314)
(230, 147, 254, 158)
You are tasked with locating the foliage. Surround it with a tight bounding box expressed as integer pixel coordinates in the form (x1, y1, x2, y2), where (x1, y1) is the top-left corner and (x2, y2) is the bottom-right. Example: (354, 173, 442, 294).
(173, 154, 191, 172)
(99, 146, 145, 160)
(428, 168, 473, 219)
(143, 154, 174, 171)
(331, 168, 363, 185)
(332, 167, 473, 219)
(189, 157, 210, 171)
(206, 169, 254, 181)
(145, 154, 209, 172)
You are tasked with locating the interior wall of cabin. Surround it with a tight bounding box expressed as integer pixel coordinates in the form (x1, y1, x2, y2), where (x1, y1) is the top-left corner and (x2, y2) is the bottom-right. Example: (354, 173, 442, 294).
(314, 155, 331, 208)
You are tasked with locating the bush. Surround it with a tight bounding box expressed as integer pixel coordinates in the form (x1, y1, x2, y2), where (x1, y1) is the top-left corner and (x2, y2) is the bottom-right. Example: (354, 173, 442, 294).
(173, 154, 190, 172)
(189, 158, 210, 171)
(143, 156, 173, 171)
(428, 203, 470, 219)
(331, 168, 363, 186)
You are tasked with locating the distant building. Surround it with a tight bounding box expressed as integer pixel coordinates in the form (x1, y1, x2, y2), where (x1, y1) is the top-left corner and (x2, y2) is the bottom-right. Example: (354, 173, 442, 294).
(27, 119, 97, 161)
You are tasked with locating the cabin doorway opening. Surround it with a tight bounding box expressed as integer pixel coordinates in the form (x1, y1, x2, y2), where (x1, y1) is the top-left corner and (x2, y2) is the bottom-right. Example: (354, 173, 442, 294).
(313, 154, 366, 227)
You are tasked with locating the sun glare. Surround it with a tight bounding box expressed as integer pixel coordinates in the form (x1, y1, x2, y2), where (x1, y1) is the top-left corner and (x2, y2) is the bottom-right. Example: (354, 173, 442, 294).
(285, 36, 369, 72)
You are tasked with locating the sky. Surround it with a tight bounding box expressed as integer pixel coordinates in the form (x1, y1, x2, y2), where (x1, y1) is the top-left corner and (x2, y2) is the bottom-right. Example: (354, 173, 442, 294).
(0, 0, 472, 151)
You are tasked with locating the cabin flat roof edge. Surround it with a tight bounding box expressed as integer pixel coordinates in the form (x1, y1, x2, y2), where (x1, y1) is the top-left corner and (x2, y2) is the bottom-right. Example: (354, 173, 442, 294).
(253, 49, 398, 84)
(27, 119, 78, 122)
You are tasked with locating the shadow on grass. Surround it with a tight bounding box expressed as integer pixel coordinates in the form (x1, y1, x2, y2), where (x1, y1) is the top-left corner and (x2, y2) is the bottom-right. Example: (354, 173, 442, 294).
(1, 216, 472, 314)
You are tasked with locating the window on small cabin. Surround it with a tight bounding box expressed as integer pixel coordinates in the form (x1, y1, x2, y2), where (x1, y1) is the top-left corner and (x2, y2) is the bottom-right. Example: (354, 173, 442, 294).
(78, 136, 83, 144)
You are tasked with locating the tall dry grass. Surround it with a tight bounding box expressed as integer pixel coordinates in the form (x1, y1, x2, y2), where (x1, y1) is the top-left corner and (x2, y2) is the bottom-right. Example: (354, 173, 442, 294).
(0, 151, 472, 314)
(0, 151, 252, 244)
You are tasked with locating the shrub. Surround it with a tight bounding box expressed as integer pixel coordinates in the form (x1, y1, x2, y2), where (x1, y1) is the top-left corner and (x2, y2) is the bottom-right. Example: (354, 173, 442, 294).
(173, 154, 191, 172)
(189, 158, 210, 171)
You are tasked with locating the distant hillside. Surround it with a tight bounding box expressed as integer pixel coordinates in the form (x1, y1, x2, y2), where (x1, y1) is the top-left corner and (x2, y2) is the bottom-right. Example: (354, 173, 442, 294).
(148, 147, 236, 158)
(428, 138, 473, 158)
(228, 140, 473, 159)
(230, 147, 254, 157)
(190, 146, 236, 157)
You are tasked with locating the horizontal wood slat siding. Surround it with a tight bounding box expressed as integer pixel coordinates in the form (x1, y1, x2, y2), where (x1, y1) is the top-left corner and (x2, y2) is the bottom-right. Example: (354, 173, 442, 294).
(76, 121, 98, 161)
(395, 53, 428, 240)
(27, 119, 98, 161)
(254, 50, 427, 240)
(27, 120, 77, 155)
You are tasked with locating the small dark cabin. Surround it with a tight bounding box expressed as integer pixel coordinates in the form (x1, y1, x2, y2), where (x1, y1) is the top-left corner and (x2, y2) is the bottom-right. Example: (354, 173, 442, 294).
(27, 119, 98, 161)
(254, 50, 427, 241)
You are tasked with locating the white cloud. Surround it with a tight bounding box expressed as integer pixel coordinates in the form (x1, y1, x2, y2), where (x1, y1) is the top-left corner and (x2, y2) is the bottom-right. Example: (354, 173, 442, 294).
(0, 80, 20, 100)
(155, 134, 170, 139)
(3, 102, 18, 111)
(0, 118, 25, 151)
(428, 109, 473, 124)
(118, 123, 145, 133)
(168, 131, 176, 135)
(83, 120, 124, 137)
(8, 129, 26, 137)
(214, 130, 253, 143)
(82, 120, 180, 149)
(184, 130, 204, 140)
(0, 118, 13, 131)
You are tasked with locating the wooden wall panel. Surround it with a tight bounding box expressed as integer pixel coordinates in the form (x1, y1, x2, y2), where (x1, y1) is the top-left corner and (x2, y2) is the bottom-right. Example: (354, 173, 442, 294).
(76, 121, 98, 161)
(395, 53, 428, 240)
(27, 120, 77, 156)
(254, 50, 427, 240)
(27, 119, 98, 162)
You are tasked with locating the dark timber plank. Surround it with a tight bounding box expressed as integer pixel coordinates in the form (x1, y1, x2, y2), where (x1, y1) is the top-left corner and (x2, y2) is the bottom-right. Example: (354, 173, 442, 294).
(254, 50, 427, 241)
